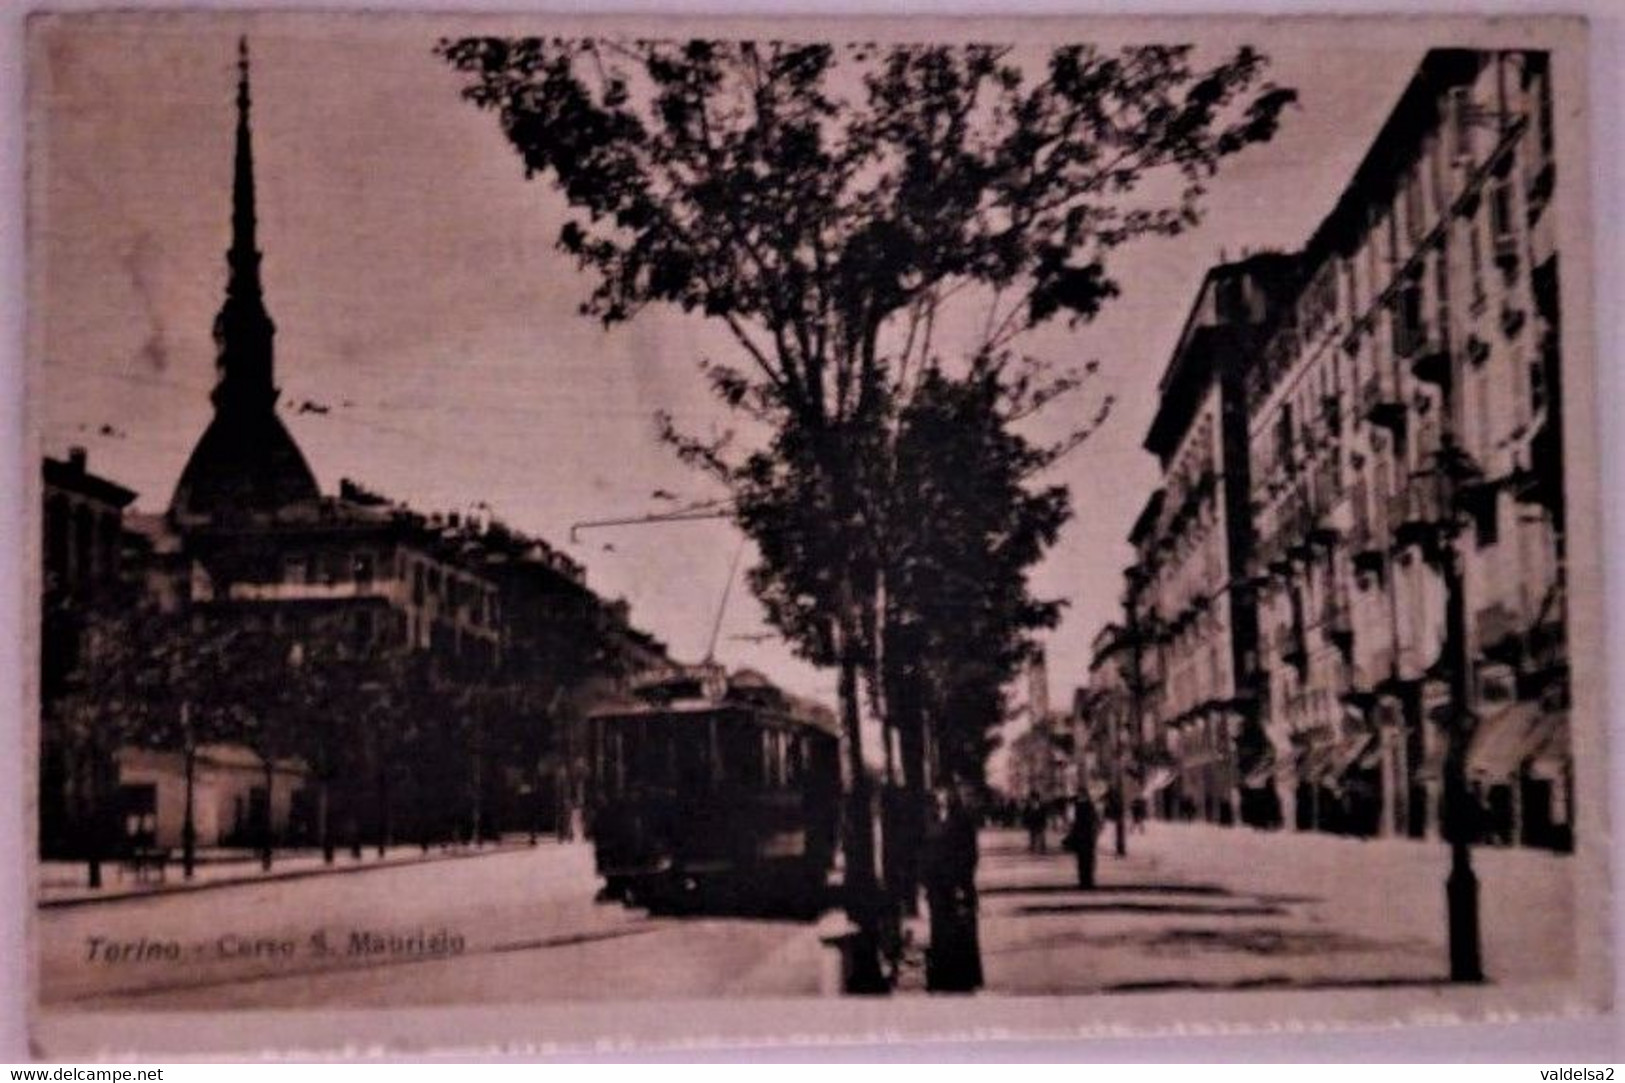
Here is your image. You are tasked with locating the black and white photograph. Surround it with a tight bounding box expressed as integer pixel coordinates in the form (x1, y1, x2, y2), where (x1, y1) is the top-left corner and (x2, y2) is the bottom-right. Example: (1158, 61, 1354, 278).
(22, 12, 1610, 1057)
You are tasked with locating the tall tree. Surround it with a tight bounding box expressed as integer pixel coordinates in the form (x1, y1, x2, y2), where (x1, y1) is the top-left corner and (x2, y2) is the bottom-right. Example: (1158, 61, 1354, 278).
(440, 37, 1295, 988)
(887, 361, 1081, 787)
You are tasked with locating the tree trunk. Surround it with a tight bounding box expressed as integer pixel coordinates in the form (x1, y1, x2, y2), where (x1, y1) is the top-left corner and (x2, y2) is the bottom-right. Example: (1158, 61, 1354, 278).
(182, 743, 197, 879)
(85, 752, 105, 890)
(887, 672, 929, 917)
(1112, 703, 1128, 858)
(470, 741, 483, 848)
(836, 596, 887, 995)
(377, 764, 390, 858)
(260, 757, 274, 872)
(318, 778, 333, 865)
(529, 762, 542, 846)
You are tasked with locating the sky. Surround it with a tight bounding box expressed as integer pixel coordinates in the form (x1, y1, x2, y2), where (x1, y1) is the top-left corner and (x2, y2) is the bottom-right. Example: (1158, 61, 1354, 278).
(30, 14, 1425, 782)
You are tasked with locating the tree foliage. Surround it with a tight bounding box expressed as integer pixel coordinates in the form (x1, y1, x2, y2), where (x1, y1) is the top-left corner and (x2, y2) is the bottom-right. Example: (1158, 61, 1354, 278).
(438, 36, 1295, 789)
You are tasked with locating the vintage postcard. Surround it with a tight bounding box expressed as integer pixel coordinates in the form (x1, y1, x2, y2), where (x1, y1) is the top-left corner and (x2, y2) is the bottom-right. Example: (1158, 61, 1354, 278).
(24, 10, 1609, 1058)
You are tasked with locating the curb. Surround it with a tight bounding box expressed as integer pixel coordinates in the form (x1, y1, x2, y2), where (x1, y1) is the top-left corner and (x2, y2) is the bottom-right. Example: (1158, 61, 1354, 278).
(37, 839, 575, 911)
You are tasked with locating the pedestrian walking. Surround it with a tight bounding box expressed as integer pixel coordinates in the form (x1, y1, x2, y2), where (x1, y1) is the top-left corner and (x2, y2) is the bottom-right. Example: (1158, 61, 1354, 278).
(1021, 792, 1047, 854)
(1063, 793, 1100, 889)
(923, 782, 984, 992)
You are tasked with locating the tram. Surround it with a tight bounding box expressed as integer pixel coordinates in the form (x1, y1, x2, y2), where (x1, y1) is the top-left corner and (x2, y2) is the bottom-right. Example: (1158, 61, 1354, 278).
(587, 664, 840, 914)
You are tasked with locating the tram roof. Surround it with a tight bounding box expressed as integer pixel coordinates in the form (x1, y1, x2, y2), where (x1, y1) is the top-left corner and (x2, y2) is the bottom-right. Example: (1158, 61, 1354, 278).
(588, 694, 839, 736)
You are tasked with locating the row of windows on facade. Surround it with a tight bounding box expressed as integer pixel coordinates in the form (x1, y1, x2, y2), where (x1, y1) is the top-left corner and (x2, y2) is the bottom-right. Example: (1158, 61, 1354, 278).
(1255, 221, 1543, 498)
(1250, 100, 1551, 475)
(44, 496, 122, 590)
(1260, 66, 1553, 395)
(277, 547, 502, 629)
(597, 717, 817, 796)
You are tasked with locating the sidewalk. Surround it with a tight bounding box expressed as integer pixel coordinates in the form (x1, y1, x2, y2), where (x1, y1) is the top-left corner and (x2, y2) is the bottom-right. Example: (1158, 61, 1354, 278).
(37, 835, 573, 908)
(970, 820, 1574, 995)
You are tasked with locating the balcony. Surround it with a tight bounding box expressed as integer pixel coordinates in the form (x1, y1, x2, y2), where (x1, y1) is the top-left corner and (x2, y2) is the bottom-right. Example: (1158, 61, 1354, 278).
(1271, 624, 1307, 670)
(1501, 302, 1527, 339)
(1348, 484, 1388, 572)
(1360, 371, 1406, 432)
(1386, 475, 1448, 548)
(1475, 602, 1523, 659)
(228, 579, 394, 603)
(1492, 228, 1521, 272)
(1404, 328, 1451, 387)
(1323, 596, 1354, 651)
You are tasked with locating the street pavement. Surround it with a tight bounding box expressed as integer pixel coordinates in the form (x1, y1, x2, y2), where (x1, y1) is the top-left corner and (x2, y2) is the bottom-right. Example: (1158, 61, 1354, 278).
(974, 821, 1574, 995)
(38, 841, 832, 1009)
(38, 838, 543, 905)
(37, 820, 1574, 1009)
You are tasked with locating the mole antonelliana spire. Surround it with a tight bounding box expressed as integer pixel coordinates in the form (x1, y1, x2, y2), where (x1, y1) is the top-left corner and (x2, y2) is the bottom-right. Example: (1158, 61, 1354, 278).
(170, 37, 320, 522)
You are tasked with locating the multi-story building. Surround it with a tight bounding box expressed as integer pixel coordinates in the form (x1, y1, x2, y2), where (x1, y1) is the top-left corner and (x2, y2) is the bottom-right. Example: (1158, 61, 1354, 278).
(1245, 49, 1566, 847)
(1095, 48, 1569, 852)
(1079, 621, 1165, 815)
(1131, 254, 1299, 827)
(39, 449, 137, 856)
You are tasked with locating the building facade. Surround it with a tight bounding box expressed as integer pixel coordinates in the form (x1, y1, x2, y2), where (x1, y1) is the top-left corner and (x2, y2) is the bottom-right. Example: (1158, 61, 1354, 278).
(1089, 49, 1570, 851)
(1130, 254, 1299, 827)
(40, 449, 137, 857)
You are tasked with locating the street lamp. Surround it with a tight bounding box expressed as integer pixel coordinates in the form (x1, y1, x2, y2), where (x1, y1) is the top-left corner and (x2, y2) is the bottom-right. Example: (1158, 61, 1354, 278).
(1431, 436, 1485, 982)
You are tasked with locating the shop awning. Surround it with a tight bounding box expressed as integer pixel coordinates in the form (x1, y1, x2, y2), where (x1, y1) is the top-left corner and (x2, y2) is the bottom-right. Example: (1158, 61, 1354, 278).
(1143, 767, 1176, 795)
(1297, 741, 1341, 786)
(1467, 701, 1548, 784)
(1526, 711, 1570, 782)
(1241, 753, 1277, 790)
(1327, 732, 1376, 780)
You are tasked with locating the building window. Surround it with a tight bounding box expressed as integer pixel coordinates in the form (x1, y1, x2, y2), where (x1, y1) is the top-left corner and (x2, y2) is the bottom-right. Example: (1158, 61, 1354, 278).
(73, 505, 94, 582)
(412, 563, 425, 606)
(1429, 133, 1448, 213)
(353, 551, 375, 585)
(45, 495, 68, 585)
(1217, 274, 1247, 324)
(1448, 86, 1475, 164)
(352, 609, 376, 652)
(283, 554, 309, 585)
(98, 513, 121, 582)
(1488, 177, 1517, 264)
(1366, 226, 1381, 301)
(1405, 170, 1425, 243)
(1392, 273, 1424, 357)
(1344, 259, 1360, 328)
(1467, 215, 1486, 310)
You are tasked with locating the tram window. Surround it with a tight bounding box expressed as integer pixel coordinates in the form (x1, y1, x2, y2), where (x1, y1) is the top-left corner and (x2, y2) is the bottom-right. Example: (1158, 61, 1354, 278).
(676, 729, 712, 792)
(786, 736, 805, 785)
(719, 719, 766, 789)
(626, 722, 674, 789)
(606, 729, 626, 796)
(767, 731, 787, 788)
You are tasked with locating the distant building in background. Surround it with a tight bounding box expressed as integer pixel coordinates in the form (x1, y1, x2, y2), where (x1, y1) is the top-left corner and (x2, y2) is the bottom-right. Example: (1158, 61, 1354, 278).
(37, 42, 673, 863)
(1132, 253, 1299, 827)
